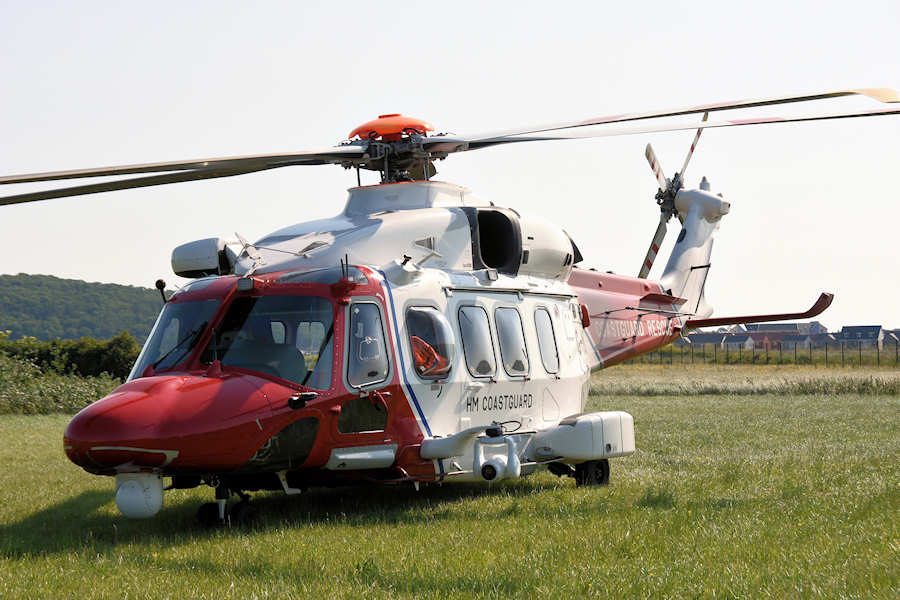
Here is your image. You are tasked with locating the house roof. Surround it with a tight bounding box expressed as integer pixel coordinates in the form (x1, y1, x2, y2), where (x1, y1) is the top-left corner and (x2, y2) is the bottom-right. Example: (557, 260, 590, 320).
(724, 334, 751, 343)
(839, 325, 882, 340)
(810, 333, 835, 341)
(755, 323, 800, 332)
(686, 333, 725, 344)
(782, 334, 811, 342)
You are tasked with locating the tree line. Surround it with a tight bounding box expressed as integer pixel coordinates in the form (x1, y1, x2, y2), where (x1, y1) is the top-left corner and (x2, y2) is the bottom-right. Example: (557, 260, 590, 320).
(0, 273, 162, 343)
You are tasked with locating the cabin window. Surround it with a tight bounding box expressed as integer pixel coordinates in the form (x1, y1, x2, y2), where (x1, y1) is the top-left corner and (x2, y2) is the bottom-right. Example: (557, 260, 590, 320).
(458, 305, 496, 377)
(406, 307, 455, 380)
(495, 307, 529, 376)
(202, 295, 333, 389)
(347, 302, 390, 388)
(534, 308, 560, 374)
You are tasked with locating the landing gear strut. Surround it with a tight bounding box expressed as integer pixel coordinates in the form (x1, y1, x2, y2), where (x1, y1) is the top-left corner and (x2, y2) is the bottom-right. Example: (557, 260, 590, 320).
(196, 485, 254, 527)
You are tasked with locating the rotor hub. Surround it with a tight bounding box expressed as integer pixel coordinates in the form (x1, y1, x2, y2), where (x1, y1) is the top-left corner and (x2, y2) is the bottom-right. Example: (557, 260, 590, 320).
(349, 114, 434, 142)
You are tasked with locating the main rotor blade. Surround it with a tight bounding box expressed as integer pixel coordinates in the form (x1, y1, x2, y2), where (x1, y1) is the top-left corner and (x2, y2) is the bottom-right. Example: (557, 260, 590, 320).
(459, 88, 899, 141)
(452, 105, 900, 149)
(0, 146, 368, 186)
(638, 216, 668, 279)
(644, 144, 667, 191)
(0, 166, 279, 206)
(679, 112, 708, 184)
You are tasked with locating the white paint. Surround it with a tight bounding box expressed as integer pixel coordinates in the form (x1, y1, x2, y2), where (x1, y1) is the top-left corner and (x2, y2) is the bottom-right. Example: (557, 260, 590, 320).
(114, 473, 164, 519)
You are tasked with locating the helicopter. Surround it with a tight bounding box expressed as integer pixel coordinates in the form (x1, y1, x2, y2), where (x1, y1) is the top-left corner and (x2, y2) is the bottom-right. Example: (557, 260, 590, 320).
(1, 88, 897, 524)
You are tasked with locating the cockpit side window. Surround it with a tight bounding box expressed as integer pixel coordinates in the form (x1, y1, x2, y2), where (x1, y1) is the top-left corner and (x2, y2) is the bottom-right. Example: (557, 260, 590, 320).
(129, 298, 221, 379)
(406, 307, 455, 380)
(347, 302, 390, 388)
(202, 295, 334, 389)
(457, 305, 496, 378)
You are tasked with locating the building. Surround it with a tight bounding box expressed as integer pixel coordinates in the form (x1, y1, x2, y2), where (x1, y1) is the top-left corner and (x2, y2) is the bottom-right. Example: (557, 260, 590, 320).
(837, 326, 884, 350)
(749, 332, 780, 350)
(809, 333, 837, 348)
(684, 332, 725, 348)
(743, 321, 827, 335)
(781, 333, 812, 350)
(723, 333, 754, 350)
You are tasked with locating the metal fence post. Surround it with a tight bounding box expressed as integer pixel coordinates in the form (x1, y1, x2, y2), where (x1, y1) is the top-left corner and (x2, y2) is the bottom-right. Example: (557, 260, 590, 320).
(858, 341, 862, 366)
(841, 341, 844, 367)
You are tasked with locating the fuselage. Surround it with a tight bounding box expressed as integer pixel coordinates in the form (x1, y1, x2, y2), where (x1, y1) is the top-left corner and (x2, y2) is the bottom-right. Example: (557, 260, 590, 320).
(64, 181, 687, 496)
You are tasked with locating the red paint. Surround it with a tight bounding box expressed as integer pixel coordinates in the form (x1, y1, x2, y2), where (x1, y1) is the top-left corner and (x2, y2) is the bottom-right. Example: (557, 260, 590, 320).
(63, 266, 434, 485)
(568, 268, 682, 366)
(349, 114, 434, 142)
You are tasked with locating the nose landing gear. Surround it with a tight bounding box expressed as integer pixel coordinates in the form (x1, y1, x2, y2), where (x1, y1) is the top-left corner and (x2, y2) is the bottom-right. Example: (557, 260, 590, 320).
(196, 485, 254, 527)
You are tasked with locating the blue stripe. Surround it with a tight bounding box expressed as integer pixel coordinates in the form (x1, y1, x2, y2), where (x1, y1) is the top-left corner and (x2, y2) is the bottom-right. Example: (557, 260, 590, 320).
(377, 271, 445, 476)
(377, 271, 432, 437)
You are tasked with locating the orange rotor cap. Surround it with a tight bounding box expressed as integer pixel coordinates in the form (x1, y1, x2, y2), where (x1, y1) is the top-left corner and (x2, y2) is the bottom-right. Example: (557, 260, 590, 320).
(349, 114, 434, 141)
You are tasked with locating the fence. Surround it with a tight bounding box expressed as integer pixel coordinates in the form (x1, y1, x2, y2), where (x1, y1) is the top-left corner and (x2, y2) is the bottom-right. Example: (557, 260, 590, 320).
(627, 341, 900, 367)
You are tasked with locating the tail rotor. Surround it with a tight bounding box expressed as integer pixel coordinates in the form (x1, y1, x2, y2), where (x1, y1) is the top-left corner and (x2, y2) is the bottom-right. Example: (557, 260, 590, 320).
(637, 112, 709, 278)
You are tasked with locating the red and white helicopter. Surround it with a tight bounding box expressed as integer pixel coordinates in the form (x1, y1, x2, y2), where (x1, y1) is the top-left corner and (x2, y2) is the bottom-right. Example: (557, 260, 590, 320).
(2, 88, 897, 524)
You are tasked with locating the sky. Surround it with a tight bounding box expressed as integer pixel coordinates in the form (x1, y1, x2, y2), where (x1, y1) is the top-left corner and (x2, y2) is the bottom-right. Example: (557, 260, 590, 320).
(1, 1, 898, 331)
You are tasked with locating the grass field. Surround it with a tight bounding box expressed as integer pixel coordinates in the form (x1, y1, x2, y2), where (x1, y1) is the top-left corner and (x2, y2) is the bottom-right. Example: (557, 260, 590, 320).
(0, 366, 897, 599)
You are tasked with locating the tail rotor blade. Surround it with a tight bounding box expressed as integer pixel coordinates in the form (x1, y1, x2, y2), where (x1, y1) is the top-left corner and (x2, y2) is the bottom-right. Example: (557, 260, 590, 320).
(644, 144, 667, 191)
(679, 112, 709, 184)
(638, 215, 668, 279)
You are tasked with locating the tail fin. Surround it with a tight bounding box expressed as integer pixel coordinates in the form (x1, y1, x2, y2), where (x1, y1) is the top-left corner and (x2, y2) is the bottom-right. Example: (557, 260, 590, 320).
(658, 178, 730, 319)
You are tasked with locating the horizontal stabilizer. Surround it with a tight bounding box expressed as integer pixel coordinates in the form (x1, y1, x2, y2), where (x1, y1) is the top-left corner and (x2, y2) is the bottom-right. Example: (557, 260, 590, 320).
(640, 292, 687, 306)
(685, 292, 833, 329)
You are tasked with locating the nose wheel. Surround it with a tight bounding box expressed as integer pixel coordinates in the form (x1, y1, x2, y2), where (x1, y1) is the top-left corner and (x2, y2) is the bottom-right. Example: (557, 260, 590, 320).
(196, 485, 254, 527)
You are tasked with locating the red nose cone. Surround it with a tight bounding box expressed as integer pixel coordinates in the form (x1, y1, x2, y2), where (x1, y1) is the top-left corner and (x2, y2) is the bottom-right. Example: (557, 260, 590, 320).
(64, 377, 184, 473)
(348, 114, 434, 141)
(64, 374, 274, 474)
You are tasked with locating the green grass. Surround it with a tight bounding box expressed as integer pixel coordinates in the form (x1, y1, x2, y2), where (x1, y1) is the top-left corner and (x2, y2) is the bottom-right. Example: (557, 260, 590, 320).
(593, 363, 900, 396)
(0, 367, 897, 598)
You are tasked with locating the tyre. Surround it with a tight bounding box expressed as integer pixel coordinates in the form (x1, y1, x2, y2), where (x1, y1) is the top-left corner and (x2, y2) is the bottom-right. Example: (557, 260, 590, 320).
(574, 459, 610, 487)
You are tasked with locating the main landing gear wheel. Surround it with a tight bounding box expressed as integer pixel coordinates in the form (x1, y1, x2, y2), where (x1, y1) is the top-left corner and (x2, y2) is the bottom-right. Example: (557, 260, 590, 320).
(574, 459, 610, 487)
